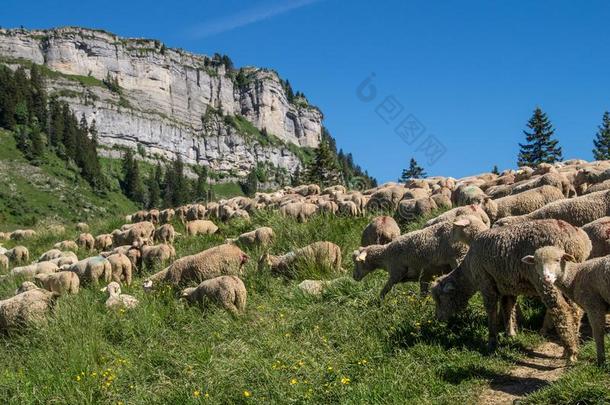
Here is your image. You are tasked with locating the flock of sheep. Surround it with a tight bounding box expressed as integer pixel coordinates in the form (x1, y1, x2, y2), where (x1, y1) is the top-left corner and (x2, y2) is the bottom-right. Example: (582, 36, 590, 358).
(1, 158, 610, 367)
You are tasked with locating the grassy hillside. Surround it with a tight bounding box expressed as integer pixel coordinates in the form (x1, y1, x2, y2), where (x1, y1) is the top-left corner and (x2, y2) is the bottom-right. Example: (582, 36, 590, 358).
(0, 210, 607, 404)
(0, 129, 137, 229)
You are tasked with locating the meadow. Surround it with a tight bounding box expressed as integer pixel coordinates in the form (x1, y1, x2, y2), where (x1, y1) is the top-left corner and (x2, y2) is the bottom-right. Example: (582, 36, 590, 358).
(0, 211, 608, 404)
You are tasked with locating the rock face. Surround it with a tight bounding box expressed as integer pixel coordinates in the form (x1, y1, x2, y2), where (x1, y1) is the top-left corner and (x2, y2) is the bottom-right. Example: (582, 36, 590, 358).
(0, 27, 323, 175)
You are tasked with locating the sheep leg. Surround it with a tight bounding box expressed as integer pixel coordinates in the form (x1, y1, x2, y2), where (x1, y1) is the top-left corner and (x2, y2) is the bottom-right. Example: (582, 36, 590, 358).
(380, 271, 404, 300)
(586, 305, 606, 366)
(482, 291, 500, 352)
(500, 295, 518, 337)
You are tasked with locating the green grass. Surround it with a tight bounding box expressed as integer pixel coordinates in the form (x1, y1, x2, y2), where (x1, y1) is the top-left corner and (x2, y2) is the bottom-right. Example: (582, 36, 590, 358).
(0, 130, 137, 229)
(2, 209, 606, 404)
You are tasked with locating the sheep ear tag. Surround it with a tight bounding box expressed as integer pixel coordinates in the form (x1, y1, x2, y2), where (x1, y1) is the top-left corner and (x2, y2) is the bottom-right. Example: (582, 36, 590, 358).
(521, 255, 535, 265)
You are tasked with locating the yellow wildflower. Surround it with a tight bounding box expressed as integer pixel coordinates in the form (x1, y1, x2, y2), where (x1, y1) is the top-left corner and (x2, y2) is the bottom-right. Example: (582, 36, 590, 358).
(290, 378, 298, 385)
(243, 390, 252, 398)
(75, 375, 81, 382)
(193, 390, 201, 397)
(341, 377, 351, 385)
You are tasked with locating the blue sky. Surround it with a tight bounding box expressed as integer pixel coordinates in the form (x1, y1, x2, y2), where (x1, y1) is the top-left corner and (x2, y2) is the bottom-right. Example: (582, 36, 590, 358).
(2, 0, 610, 182)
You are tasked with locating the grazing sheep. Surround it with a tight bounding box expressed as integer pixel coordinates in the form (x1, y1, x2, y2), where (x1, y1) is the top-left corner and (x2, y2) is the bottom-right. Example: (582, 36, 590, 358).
(159, 208, 175, 224)
(186, 204, 207, 221)
(583, 179, 610, 195)
(106, 253, 133, 286)
(522, 246, 610, 365)
(131, 210, 148, 223)
(0, 232, 8, 241)
(581, 217, 610, 259)
(38, 249, 63, 262)
(396, 197, 438, 221)
(338, 200, 359, 217)
(76, 222, 89, 232)
(180, 275, 247, 315)
(482, 185, 565, 223)
(10, 229, 37, 240)
(66, 256, 112, 285)
(143, 244, 248, 290)
(511, 172, 575, 197)
(365, 186, 406, 211)
(147, 209, 160, 224)
(452, 185, 487, 206)
(53, 240, 79, 252)
(225, 227, 275, 249)
(431, 219, 592, 360)
(361, 216, 401, 247)
(425, 204, 491, 228)
(140, 244, 176, 270)
(0, 254, 8, 272)
(47, 251, 78, 267)
(76, 233, 95, 251)
(154, 224, 175, 244)
(0, 285, 59, 331)
(6, 246, 29, 264)
(495, 190, 610, 228)
(10, 262, 58, 279)
(318, 200, 338, 215)
(102, 282, 139, 310)
(34, 271, 80, 295)
(112, 221, 155, 246)
(185, 220, 218, 237)
(258, 241, 343, 278)
(94, 234, 114, 251)
(430, 193, 452, 210)
(353, 217, 475, 297)
(279, 202, 318, 222)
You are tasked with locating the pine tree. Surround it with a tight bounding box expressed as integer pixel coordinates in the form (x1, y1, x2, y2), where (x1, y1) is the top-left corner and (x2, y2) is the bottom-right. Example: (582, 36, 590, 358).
(193, 166, 209, 202)
(146, 163, 163, 209)
(592, 112, 610, 161)
(491, 165, 500, 175)
(29, 120, 45, 162)
(291, 166, 302, 186)
(400, 158, 427, 181)
(240, 168, 258, 197)
(306, 138, 341, 186)
(121, 150, 145, 204)
(163, 157, 189, 207)
(518, 108, 563, 167)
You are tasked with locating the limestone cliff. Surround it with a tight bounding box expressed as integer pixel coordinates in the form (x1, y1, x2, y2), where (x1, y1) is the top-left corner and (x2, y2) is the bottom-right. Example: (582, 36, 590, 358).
(0, 27, 323, 175)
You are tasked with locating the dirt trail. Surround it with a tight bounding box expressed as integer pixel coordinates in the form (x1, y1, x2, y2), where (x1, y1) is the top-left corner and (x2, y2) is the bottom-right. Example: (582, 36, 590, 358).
(478, 341, 566, 405)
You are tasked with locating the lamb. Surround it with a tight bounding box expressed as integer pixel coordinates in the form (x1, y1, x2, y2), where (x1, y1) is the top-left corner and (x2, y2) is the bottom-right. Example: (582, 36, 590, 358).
(0, 285, 59, 331)
(76, 233, 95, 251)
(101, 282, 139, 310)
(185, 220, 218, 237)
(495, 190, 610, 228)
(360, 216, 401, 247)
(154, 224, 175, 244)
(34, 271, 80, 295)
(522, 246, 610, 365)
(431, 219, 592, 360)
(65, 256, 112, 285)
(94, 234, 114, 251)
(482, 185, 565, 223)
(180, 275, 247, 315)
(6, 246, 29, 264)
(225, 227, 275, 249)
(353, 217, 475, 297)
(53, 240, 79, 252)
(143, 244, 248, 290)
(279, 202, 318, 222)
(106, 253, 133, 286)
(10, 262, 58, 279)
(581, 217, 610, 259)
(424, 204, 491, 228)
(258, 241, 343, 278)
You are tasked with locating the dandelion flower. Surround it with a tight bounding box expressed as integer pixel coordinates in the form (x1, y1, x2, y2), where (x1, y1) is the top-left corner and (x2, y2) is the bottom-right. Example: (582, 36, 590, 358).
(341, 377, 351, 385)
(243, 390, 252, 398)
(75, 375, 81, 382)
(290, 378, 298, 385)
(193, 390, 201, 397)
(205, 392, 209, 398)
(327, 366, 333, 371)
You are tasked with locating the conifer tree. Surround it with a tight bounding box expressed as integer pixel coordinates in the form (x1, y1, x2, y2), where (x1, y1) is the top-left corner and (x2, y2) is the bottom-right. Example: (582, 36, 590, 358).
(400, 158, 427, 181)
(193, 166, 209, 202)
(121, 150, 145, 204)
(146, 163, 163, 209)
(306, 138, 341, 186)
(491, 165, 500, 175)
(29, 121, 45, 162)
(592, 111, 610, 161)
(518, 108, 563, 166)
(240, 168, 258, 197)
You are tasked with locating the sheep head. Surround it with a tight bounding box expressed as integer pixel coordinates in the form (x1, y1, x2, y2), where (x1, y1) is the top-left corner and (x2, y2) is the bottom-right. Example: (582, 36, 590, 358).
(102, 282, 121, 296)
(351, 247, 374, 281)
(179, 287, 197, 303)
(521, 246, 575, 286)
(430, 272, 469, 322)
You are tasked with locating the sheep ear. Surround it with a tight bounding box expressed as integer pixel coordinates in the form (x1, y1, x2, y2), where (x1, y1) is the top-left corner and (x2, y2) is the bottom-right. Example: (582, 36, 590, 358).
(453, 218, 470, 227)
(521, 255, 535, 265)
(562, 253, 576, 262)
(356, 251, 367, 262)
(100, 286, 108, 292)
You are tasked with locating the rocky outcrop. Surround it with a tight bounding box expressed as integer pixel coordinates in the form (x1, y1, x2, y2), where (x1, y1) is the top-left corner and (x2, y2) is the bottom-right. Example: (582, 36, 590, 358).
(0, 27, 323, 175)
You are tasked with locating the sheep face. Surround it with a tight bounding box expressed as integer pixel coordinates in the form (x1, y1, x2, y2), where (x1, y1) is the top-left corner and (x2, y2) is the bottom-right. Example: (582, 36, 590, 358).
(102, 282, 121, 296)
(180, 287, 197, 303)
(521, 246, 575, 286)
(142, 280, 153, 292)
(351, 249, 374, 281)
(16, 281, 38, 294)
(257, 253, 272, 271)
(431, 275, 466, 322)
